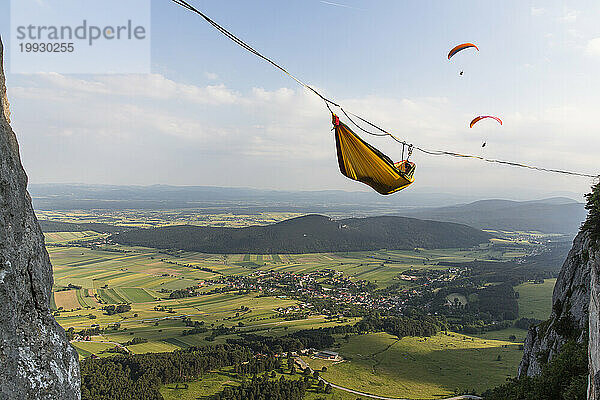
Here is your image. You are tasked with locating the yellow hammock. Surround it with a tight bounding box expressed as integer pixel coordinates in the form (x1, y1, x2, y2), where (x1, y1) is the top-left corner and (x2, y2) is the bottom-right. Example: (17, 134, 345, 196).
(333, 114, 415, 195)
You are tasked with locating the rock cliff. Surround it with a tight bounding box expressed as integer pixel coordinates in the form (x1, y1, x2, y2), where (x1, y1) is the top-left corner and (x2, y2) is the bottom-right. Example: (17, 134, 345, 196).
(0, 37, 80, 399)
(518, 230, 591, 377)
(517, 182, 600, 400)
(587, 183, 600, 399)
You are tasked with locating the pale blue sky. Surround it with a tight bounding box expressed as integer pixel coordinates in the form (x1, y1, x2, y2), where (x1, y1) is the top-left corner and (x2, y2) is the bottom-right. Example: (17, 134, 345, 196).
(0, 1, 598, 199)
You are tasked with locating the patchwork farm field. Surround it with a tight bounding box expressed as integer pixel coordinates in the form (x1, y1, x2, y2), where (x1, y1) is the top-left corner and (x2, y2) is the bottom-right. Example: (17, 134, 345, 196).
(37, 210, 305, 228)
(48, 239, 524, 357)
(44, 231, 105, 244)
(40, 221, 561, 399)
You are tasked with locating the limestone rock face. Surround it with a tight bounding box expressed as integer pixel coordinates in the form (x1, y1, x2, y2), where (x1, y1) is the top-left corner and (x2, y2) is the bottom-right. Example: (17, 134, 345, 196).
(0, 37, 80, 399)
(589, 237, 600, 399)
(518, 231, 591, 377)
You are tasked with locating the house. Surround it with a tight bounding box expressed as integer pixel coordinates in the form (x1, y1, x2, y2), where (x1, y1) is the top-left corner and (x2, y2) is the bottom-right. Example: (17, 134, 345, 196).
(316, 350, 340, 360)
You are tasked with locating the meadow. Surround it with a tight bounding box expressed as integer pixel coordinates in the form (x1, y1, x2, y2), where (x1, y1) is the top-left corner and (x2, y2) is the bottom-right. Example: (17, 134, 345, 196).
(159, 368, 373, 400)
(303, 332, 523, 399)
(515, 278, 557, 321)
(157, 331, 523, 400)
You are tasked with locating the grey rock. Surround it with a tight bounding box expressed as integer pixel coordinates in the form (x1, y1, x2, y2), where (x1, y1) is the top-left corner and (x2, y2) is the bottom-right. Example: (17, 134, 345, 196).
(0, 37, 81, 399)
(589, 236, 600, 399)
(518, 230, 591, 377)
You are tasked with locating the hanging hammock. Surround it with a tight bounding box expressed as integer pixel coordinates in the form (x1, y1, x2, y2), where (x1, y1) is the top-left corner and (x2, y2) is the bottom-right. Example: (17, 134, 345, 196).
(333, 114, 415, 195)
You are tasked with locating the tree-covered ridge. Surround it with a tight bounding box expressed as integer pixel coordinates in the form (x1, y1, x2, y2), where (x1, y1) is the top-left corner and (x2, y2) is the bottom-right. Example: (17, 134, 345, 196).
(81, 345, 255, 400)
(227, 314, 444, 354)
(584, 182, 600, 245)
(111, 214, 491, 254)
(211, 375, 307, 400)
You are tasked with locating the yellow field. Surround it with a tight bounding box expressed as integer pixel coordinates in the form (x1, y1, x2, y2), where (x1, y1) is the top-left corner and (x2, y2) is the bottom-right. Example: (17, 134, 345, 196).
(53, 290, 81, 310)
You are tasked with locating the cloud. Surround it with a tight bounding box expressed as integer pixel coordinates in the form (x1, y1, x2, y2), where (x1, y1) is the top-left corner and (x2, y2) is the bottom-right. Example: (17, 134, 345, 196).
(585, 38, 600, 57)
(7, 73, 598, 194)
(23, 73, 241, 105)
(558, 8, 578, 23)
(531, 7, 545, 16)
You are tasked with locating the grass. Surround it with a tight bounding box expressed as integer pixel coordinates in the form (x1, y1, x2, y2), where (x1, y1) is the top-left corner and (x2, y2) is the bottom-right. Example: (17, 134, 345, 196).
(118, 288, 156, 303)
(128, 341, 179, 354)
(515, 278, 557, 320)
(160, 371, 241, 400)
(446, 293, 468, 306)
(97, 288, 129, 304)
(159, 367, 371, 400)
(71, 341, 115, 360)
(53, 290, 81, 310)
(303, 332, 523, 399)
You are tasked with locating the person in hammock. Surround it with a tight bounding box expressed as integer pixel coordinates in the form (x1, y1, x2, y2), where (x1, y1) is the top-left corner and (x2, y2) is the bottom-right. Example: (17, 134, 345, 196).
(395, 160, 416, 177)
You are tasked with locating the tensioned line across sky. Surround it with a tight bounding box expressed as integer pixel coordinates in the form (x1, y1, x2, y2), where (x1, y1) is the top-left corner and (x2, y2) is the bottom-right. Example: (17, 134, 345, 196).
(0, 0, 598, 199)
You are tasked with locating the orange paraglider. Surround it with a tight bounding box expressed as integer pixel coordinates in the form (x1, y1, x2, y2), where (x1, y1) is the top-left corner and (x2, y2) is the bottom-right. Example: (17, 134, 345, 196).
(470, 115, 502, 128)
(448, 43, 479, 60)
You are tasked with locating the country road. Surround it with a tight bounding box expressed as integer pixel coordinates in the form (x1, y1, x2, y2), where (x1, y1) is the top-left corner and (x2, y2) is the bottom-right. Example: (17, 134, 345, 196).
(320, 377, 482, 400)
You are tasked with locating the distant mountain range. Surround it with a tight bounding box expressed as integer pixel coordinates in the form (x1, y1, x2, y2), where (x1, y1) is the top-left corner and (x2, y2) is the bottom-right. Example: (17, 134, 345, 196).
(110, 214, 491, 254)
(29, 183, 583, 211)
(397, 198, 586, 234)
(28, 183, 488, 211)
(30, 184, 586, 234)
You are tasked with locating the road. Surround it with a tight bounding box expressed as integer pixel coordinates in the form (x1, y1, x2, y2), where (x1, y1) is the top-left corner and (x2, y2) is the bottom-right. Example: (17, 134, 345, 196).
(321, 378, 481, 400)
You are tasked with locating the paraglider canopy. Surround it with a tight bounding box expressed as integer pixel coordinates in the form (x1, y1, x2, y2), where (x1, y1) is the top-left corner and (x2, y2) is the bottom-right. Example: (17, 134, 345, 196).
(470, 115, 502, 128)
(448, 43, 479, 60)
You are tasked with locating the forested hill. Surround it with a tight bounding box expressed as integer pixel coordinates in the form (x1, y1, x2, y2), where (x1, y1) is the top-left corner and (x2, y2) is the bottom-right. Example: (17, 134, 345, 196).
(110, 214, 491, 254)
(38, 220, 121, 234)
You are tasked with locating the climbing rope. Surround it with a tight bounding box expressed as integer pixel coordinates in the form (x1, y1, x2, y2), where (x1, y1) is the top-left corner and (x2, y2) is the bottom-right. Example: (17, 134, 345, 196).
(171, 0, 599, 179)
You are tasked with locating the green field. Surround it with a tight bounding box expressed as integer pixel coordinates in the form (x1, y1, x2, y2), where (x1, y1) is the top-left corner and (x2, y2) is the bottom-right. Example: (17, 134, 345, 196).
(160, 369, 366, 400)
(158, 331, 522, 400)
(515, 278, 557, 320)
(304, 332, 523, 399)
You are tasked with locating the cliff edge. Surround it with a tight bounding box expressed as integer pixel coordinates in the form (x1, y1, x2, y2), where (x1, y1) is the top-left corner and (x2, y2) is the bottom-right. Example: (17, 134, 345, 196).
(0, 37, 80, 399)
(517, 182, 600, 400)
(517, 230, 591, 377)
(587, 183, 600, 399)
